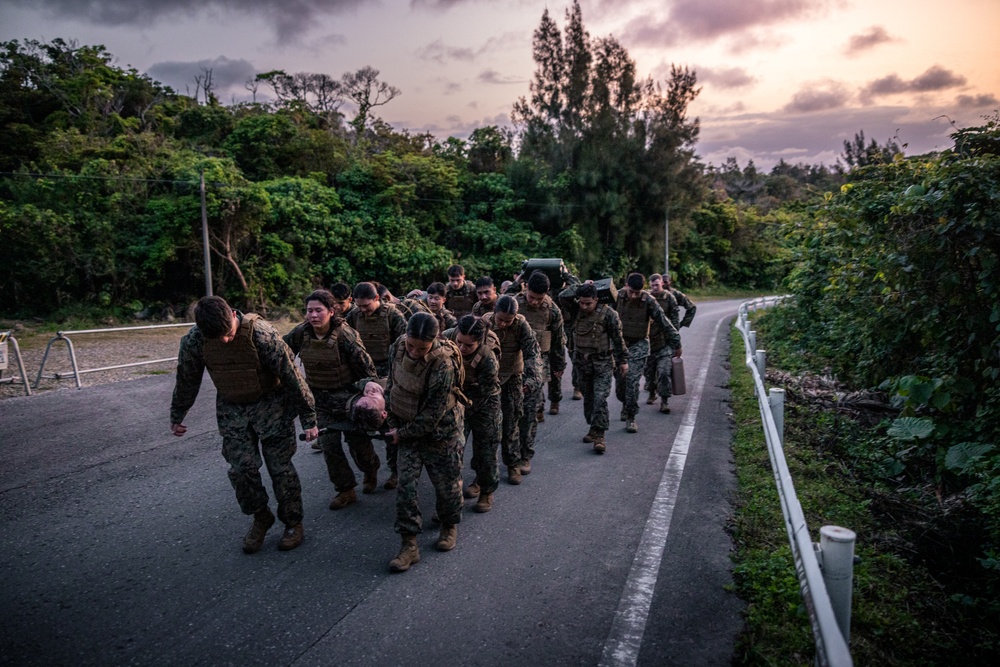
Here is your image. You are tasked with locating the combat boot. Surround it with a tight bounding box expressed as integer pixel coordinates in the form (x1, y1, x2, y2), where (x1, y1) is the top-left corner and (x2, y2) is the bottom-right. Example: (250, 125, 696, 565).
(311, 440, 323, 451)
(508, 465, 523, 485)
(475, 492, 494, 513)
(383, 473, 398, 490)
(582, 428, 598, 443)
(549, 402, 560, 415)
(277, 523, 304, 551)
(389, 533, 420, 572)
(436, 524, 458, 551)
(362, 469, 378, 494)
(572, 388, 583, 400)
(593, 432, 606, 454)
(660, 399, 671, 414)
(536, 407, 545, 423)
(242, 506, 275, 554)
(520, 459, 532, 475)
(646, 390, 657, 405)
(463, 480, 480, 499)
(329, 488, 357, 510)
(626, 418, 638, 434)
(620, 409, 626, 422)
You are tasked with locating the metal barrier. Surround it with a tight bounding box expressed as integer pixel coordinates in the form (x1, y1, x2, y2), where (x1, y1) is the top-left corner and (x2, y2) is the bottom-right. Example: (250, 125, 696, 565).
(34, 322, 191, 389)
(735, 297, 855, 667)
(0, 331, 33, 396)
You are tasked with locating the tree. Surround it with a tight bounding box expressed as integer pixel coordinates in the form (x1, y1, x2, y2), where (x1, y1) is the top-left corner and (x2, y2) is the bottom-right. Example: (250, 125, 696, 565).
(840, 129, 902, 170)
(340, 66, 400, 140)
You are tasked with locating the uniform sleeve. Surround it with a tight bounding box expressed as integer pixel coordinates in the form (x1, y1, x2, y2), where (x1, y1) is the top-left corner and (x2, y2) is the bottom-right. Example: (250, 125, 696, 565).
(170, 328, 206, 424)
(647, 297, 682, 350)
(342, 327, 378, 379)
(282, 323, 306, 355)
(389, 307, 407, 343)
(254, 323, 317, 430)
(397, 355, 459, 441)
(517, 318, 542, 390)
(606, 311, 628, 366)
(675, 290, 697, 328)
(549, 303, 567, 373)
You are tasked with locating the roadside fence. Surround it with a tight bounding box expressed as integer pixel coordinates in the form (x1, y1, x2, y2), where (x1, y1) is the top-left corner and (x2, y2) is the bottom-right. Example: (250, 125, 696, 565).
(0, 331, 32, 396)
(736, 297, 855, 667)
(34, 322, 191, 390)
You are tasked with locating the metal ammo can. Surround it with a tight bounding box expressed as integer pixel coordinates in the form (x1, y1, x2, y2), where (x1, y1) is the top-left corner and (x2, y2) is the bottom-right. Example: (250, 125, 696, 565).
(521, 258, 567, 290)
(592, 277, 618, 305)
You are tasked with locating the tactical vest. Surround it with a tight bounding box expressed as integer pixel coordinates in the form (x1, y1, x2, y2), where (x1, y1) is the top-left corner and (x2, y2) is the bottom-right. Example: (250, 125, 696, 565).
(353, 304, 392, 363)
(573, 305, 612, 355)
(203, 313, 279, 404)
(388, 337, 463, 422)
(649, 291, 680, 350)
(297, 325, 354, 390)
(398, 298, 431, 321)
(485, 312, 525, 384)
(518, 294, 553, 353)
(446, 328, 501, 398)
(618, 292, 652, 346)
(445, 283, 476, 318)
(472, 299, 495, 317)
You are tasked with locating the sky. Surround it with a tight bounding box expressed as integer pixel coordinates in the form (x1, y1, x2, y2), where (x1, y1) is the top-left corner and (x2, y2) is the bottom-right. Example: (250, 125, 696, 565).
(2, 0, 999, 171)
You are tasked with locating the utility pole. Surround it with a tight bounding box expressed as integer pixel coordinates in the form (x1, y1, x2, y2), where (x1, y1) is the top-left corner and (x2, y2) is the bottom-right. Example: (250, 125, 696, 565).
(664, 211, 670, 277)
(200, 170, 213, 296)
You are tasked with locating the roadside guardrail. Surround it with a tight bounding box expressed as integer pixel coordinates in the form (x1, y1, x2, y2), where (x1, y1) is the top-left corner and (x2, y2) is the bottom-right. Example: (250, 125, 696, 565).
(736, 297, 855, 667)
(34, 323, 191, 390)
(0, 331, 32, 396)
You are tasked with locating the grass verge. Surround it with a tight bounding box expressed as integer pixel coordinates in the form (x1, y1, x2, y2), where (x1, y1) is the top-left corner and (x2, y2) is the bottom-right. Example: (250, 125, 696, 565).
(729, 318, 998, 666)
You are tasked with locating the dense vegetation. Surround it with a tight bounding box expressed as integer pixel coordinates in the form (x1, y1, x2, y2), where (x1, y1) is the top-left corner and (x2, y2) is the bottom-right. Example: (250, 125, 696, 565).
(0, 2, 825, 319)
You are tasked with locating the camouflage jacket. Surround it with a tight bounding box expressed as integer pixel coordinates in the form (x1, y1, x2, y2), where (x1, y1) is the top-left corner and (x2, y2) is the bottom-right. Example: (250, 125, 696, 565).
(613, 290, 681, 350)
(170, 312, 317, 428)
(515, 292, 567, 375)
(282, 320, 377, 388)
(670, 288, 697, 328)
(482, 312, 542, 391)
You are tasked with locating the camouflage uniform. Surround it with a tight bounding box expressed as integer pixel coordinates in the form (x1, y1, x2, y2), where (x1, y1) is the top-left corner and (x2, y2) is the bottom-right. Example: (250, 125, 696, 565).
(444, 327, 502, 495)
(444, 280, 477, 320)
(671, 287, 698, 330)
(385, 336, 466, 535)
(283, 321, 380, 494)
(644, 289, 680, 399)
(515, 292, 566, 463)
(396, 297, 432, 321)
(471, 299, 496, 317)
(346, 302, 407, 476)
(170, 312, 316, 527)
(613, 291, 680, 420)
(432, 308, 458, 335)
(482, 312, 541, 470)
(559, 286, 628, 436)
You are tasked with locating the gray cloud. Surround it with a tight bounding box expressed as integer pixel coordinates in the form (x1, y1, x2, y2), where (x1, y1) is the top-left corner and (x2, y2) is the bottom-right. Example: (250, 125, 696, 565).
(697, 66, 757, 89)
(416, 32, 526, 65)
(8, 0, 367, 41)
(621, 0, 833, 48)
(844, 26, 897, 56)
(783, 82, 851, 113)
(147, 56, 257, 95)
(478, 69, 522, 84)
(862, 65, 967, 102)
(956, 93, 999, 108)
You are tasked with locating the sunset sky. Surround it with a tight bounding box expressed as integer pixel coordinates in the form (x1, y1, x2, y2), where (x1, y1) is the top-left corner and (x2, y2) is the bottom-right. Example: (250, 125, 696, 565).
(2, 0, 998, 171)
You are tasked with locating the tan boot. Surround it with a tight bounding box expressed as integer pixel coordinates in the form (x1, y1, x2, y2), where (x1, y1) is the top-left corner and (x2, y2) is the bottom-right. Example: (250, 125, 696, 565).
(582, 428, 598, 443)
(508, 465, 523, 485)
(277, 523, 304, 551)
(549, 403, 560, 415)
(389, 533, 420, 572)
(463, 481, 481, 499)
(572, 388, 583, 400)
(436, 524, 458, 552)
(329, 488, 358, 510)
(593, 432, 606, 454)
(660, 399, 671, 414)
(536, 408, 545, 423)
(475, 492, 494, 513)
(646, 391, 657, 405)
(242, 506, 275, 554)
(626, 419, 638, 434)
(362, 469, 378, 494)
(383, 474, 398, 490)
(519, 459, 532, 475)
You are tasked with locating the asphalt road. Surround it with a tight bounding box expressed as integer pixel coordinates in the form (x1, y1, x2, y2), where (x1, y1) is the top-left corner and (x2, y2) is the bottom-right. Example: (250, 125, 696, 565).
(0, 299, 745, 667)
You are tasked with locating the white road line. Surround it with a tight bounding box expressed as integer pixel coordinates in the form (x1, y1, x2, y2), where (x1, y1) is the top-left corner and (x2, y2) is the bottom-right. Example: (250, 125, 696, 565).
(599, 314, 726, 666)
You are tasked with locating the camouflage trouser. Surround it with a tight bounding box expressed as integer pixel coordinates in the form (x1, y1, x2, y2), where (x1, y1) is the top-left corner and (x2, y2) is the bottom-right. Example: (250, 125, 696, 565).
(615, 339, 650, 420)
(395, 432, 464, 534)
(464, 395, 501, 494)
(499, 373, 524, 467)
(575, 352, 614, 433)
(643, 345, 675, 403)
(217, 389, 303, 526)
(314, 388, 380, 492)
(548, 348, 565, 406)
(519, 382, 543, 463)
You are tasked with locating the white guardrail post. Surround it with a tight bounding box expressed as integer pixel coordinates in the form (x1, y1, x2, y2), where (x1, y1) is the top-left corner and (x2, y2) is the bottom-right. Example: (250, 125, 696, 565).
(736, 297, 853, 666)
(0, 331, 33, 396)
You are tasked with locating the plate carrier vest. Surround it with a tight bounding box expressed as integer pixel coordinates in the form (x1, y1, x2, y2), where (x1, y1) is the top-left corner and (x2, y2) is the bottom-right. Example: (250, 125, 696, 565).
(203, 313, 279, 404)
(297, 324, 355, 390)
